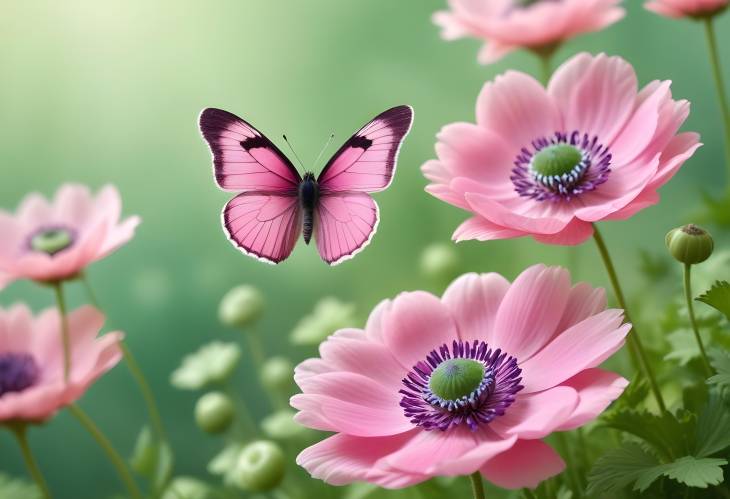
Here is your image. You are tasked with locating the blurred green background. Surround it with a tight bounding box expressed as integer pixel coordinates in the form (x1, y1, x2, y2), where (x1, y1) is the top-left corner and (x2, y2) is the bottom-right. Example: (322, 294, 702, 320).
(1, 0, 729, 497)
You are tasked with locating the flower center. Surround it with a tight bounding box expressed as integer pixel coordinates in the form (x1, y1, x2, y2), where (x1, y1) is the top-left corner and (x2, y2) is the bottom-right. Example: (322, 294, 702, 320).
(516, 0, 540, 6)
(428, 358, 487, 402)
(29, 227, 74, 255)
(511, 131, 612, 202)
(400, 341, 523, 432)
(0, 352, 39, 397)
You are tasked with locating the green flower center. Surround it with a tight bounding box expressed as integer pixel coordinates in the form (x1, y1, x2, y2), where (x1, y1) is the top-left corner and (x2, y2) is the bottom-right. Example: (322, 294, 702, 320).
(428, 358, 485, 401)
(30, 228, 73, 255)
(531, 144, 583, 179)
(516, 0, 540, 7)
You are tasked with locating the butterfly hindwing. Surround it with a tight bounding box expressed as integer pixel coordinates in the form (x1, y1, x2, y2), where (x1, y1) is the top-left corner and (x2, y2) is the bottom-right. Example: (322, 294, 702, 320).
(317, 105, 414, 193)
(199, 108, 301, 192)
(315, 192, 379, 265)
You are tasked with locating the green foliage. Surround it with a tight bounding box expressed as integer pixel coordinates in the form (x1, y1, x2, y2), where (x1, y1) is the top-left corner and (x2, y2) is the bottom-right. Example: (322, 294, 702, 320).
(708, 349, 730, 389)
(695, 391, 730, 457)
(696, 281, 730, 321)
(664, 329, 700, 366)
(587, 443, 660, 495)
(659, 457, 726, 488)
(0, 473, 42, 499)
(130, 426, 174, 494)
(601, 409, 695, 460)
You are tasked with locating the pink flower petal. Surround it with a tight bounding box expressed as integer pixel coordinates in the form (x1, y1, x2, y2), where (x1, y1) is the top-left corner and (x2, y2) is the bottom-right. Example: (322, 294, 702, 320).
(480, 439, 565, 489)
(520, 309, 630, 393)
(490, 387, 580, 439)
(453, 216, 526, 242)
(556, 368, 628, 430)
(532, 219, 594, 246)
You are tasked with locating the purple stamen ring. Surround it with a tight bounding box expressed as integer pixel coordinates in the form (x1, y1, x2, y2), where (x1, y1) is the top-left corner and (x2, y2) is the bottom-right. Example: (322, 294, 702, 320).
(0, 352, 40, 397)
(400, 340, 523, 432)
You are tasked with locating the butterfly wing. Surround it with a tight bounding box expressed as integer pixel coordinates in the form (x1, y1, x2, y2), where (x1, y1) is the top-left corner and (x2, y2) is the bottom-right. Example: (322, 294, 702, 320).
(199, 108, 301, 192)
(222, 193, 302, 264)
(316, 105, 414, 193)
(315, 192, 379, 265)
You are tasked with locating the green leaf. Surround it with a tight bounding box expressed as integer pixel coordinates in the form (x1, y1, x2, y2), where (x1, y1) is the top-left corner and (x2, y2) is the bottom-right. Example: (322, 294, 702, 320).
(602, 409, 695, 459)
(664, 329, 700, 366)
(0, 473, 42, 499)
(661, 456, 727, 488)
(696, 281, 730, 321)
(696, 391, 730, 457)
(708, 349, 730, 389)
(587, 442, 660, 495)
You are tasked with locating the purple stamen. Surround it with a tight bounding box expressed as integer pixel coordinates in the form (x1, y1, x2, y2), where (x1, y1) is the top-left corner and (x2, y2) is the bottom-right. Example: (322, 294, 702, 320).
(0, 352, 39, 397)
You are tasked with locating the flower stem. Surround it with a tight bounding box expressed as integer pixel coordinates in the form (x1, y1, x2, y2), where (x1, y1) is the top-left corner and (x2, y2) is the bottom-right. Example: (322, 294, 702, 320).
(703, 17, 730, 185)
(81, 274, 168, 441)
(10, 425, 52, 499)
(68, 404, 143, 499)
(592, 226, 667, 412)
(683, 263, 713, 377)
(51, 282, 71, 383)
(469, 471, 485, 499)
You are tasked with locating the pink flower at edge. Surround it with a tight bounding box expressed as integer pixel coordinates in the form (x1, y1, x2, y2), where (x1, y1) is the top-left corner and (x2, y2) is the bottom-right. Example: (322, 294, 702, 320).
(292, 265, 629, 489)
(0, 183, 140, 290)
(422, 52, 701, 246)
(645, 0, 728, 18)
(433, 0, 625, 64)
(0, 304, 123, 423)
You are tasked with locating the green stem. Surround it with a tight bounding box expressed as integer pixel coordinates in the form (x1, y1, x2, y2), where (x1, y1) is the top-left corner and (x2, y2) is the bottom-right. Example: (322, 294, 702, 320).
(555, 433, 581, 496)
(539, 53, 552, 86)
(68, 404, 143, 499)
(81, 274, 168, 441)
(10, 426, 52, 499)
(703, 17, 730, 185)
(523, 489, 538, 499)
(683, 264, 713, 377)
(243, 327, 280, 411)
(469, 472, 485, 499)
(51, 282, 71, 383)
(592, 226, 667, 412)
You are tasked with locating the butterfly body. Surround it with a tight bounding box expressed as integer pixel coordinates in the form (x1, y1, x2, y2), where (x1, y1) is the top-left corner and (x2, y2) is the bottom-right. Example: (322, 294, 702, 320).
(199, 105, 413, 265)
(298, 172, 319, 244)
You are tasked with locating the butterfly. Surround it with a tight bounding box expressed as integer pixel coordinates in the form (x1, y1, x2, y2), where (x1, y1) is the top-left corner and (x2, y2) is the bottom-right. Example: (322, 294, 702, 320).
(198, 105, 414, 265)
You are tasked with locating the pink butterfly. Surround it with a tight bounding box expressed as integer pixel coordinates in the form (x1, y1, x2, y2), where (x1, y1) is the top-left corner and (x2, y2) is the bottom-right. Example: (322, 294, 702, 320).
(198, 106, 414, 265)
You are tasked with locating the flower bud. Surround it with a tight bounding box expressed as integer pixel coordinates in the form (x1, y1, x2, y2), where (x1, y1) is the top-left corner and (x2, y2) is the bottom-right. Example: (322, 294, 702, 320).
(261, 357, 293, 393)
(195, 391, 235, 434)
(420, 243, 459, 283)
(219, 285, 264, 328)
(261, 409, 307, 440)
(162, 476, 212, 499)
(665, 224, 714, 265)
(230, 440, 285, 492)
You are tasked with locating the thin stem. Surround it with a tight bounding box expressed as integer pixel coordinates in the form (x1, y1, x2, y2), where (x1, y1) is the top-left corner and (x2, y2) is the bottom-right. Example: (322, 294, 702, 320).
(555, 433, 581, 496)
(703, 17, 730, 184)
(469, 471, 485, 499)
(592, 226, 667, 412)
(244, 327, 280, 411)
(81, 274, 168, 442)
(539, 53, 552, 86)
(68, 404, 143, 499)
(10, 426, 52, 499)
(51, 282, 71, 382)
(683, 264, 713, 377)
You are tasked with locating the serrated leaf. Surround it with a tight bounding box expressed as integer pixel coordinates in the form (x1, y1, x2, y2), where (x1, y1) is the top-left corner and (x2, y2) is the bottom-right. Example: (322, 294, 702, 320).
(602, 409, 695, 459)
(661, 456, 727, 488)
(664, 329, 700, 366)
(708, 349, 730, 388)
(697, 281, 730, 321)
(587, 442, 660, 495)
(696, 391, 730, 457)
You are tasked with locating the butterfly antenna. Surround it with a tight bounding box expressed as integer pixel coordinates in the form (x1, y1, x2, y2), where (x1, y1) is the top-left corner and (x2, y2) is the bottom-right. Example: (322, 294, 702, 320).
(313, 133, 335, 167)
(282, 134, 306, 170)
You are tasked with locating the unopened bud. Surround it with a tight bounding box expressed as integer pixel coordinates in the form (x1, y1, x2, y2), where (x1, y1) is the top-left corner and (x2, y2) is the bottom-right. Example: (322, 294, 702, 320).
(219, 285, 264, 328)
(666, 224, 714, 265)
(195, 392, 235, 434)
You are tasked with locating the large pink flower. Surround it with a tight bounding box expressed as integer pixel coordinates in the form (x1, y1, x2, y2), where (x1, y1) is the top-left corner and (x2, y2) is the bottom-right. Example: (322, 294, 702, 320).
(433, 0, 625, 64)
(0, 184, 140, 289)
(422, 53, 701, 245)
(293, 265, 629, 489)
(645, 0, 728, 18)
(0, 304, 123, 423)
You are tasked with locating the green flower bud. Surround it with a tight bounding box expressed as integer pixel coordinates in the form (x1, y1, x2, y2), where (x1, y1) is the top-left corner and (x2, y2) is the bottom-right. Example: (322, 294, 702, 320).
(230, 440, 285, 492)
(290, 297, 357, 346)
(162, 476, 212, 499)
(219, 285, 264, 328)
(261, 357, 293, 392)
(665, 224, 714, 265)
(261, 409, 307, 440)
(195, 392, 235, 434)
(420, 243, 459, 283)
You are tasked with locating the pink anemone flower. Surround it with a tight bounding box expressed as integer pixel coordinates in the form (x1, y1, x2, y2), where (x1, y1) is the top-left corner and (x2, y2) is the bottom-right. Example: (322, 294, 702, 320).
(0, 304, 123, 423)
(0, 184, 140, 289)
(433, 0, 625, 64)
(293, 265, 629, 489)
(422, 52, 701, 245)
(645, 0, 728, 18)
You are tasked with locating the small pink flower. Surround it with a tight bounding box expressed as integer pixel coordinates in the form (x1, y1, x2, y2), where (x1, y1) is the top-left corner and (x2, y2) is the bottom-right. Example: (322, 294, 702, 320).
(293, 265, 629, 489)
(422, 53, 701, 245)
(0, 304, 123, 423)
(645, 0, 728, 18)
(433, 0, 625, 64)
(0, 184, 140, 289)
